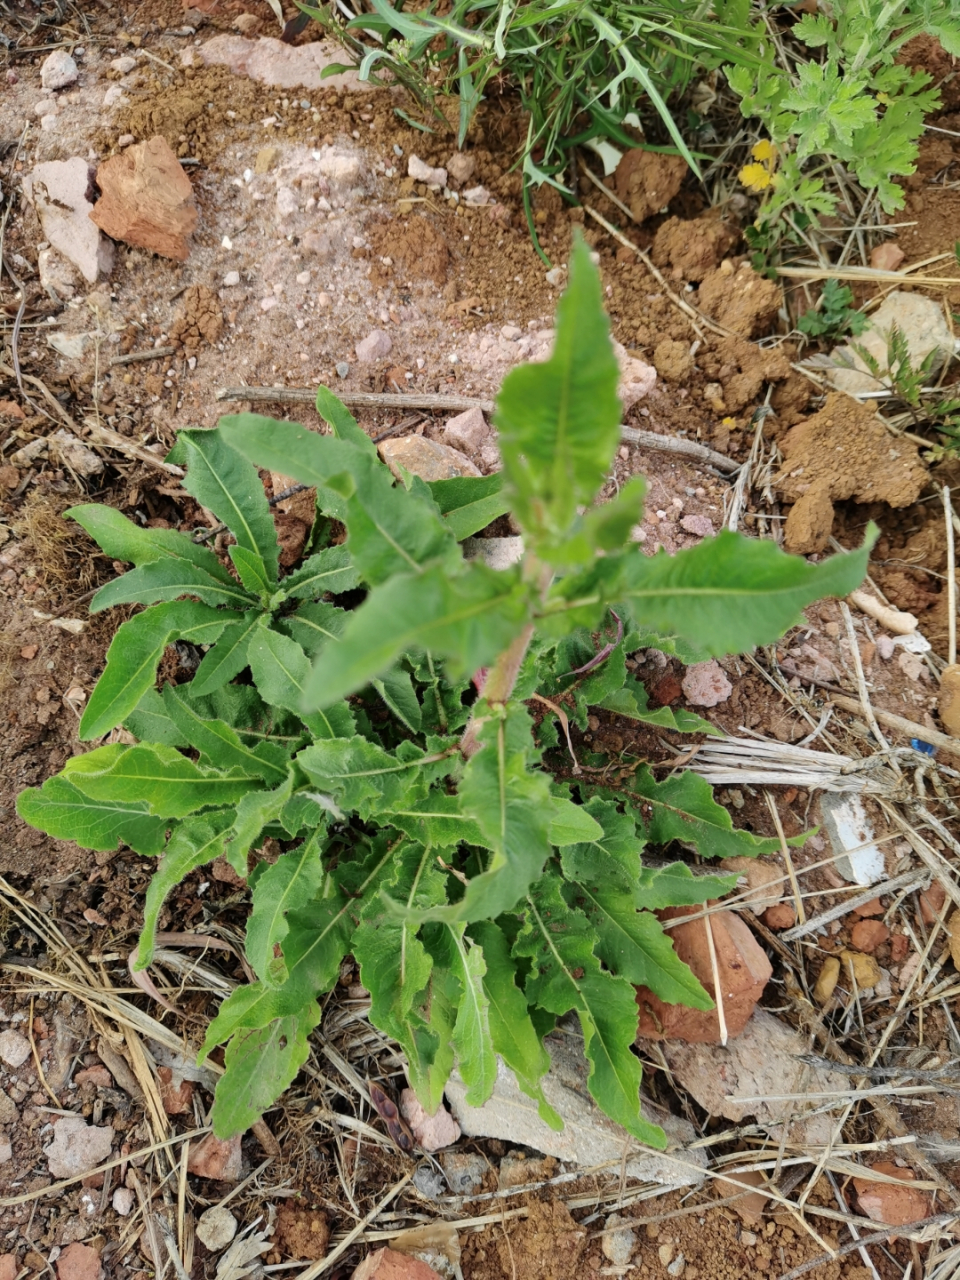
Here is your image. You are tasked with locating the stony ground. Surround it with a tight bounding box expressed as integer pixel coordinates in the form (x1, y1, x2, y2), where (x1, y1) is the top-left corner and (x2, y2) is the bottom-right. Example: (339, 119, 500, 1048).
(3, 5, 960, 1280)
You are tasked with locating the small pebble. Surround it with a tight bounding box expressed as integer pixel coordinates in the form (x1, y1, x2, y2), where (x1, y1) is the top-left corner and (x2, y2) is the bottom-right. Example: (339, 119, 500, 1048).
(260, 297, 278, 311)
(296, 269, 311, 285)
(196, 1205, 238, 1252)
(112, 1187, 134, 1215)
(117, 133, 134, 147)
(336, 362, 350, 378)
(0, 1030, 30, 1068)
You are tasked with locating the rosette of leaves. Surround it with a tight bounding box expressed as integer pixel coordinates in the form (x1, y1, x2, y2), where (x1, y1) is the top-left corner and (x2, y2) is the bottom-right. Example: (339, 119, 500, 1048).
(18, 238, 873, 1144)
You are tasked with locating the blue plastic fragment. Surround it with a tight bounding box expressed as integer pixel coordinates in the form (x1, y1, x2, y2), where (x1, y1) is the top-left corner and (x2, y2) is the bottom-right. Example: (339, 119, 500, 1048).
(911, 738, 936, 756)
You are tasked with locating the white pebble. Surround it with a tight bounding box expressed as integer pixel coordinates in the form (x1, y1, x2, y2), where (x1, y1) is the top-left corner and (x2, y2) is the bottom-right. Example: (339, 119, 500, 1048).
(223, 271, 240, 287)
(112, 1187, 134, 1216)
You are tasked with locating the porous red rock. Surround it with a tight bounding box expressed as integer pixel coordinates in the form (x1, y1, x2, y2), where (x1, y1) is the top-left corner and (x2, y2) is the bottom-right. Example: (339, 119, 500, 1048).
(853, 1162, 931, 1227)
(56, 1243, 102, 1280)
(91, 136, 197, 261)
(636, 905, 772, 1042)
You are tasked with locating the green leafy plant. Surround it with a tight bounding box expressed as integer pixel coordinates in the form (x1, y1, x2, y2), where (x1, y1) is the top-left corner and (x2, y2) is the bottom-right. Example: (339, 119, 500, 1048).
(18, 240, 873, 1144)
(845, 322, 960, 456)
(301, 0, 755, 191)
(730, 0, 957, 255)
(797, 278, 868, 341)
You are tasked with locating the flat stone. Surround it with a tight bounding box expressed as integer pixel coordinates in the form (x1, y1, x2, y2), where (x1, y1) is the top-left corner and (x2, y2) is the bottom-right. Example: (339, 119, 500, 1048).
(91, 136, 198, 262)
(23, 159, 112, 284)
(56, 1243, 102, 1280)
(654, 1007, 848, 1147)
(41, 49, 78, 90)
(440, 1151, 486, 1195)
(636, 905, 771, 1042)
(829, 292, 954, 396)
(820, 792, 885, 885)
(44, 1117, 114, 1178)
(186, 1132, 242, 1181)
(355, 329, 393, 363)
(715, 1168, 767, 1224)
(441, 406, 488, 453)
(0, 1256, 16, 1280)
(0, 1092, 17, 1125)
(196, 34, 366, 91)
(110, 56, 137, 74)
(0, 1138, 11, 1165)
(196, 1205, 238, 1251)
(378, 436, 481, 482)
(0, 1029, 30, 1068)
(399, 1089, 460, 1153)
(445, 1033, 704, 1189)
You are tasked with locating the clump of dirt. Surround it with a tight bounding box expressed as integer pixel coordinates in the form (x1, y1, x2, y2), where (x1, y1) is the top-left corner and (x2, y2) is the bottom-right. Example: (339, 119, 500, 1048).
(169, 284, 224, 352)
(613, 148, 688, 223)
(368, 213, 452, 286)
(274, 1204, 330, 1261)
(495, 1200, 585, 1280)
(773, 393, 928, 553)
(652, 338, 695, 382)
(697, 261, 782, 339)
(700, 335, 792, 413)
(652, 212, 740, 281)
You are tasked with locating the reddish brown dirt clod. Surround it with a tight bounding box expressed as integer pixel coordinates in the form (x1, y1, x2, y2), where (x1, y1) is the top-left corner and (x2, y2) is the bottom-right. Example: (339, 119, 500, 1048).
(853, 1162, 932, 1227)
(715, 1168, 767, 1224)
(275, 1205, 330, 1261)
(919, 880, 947, 924)
(651, 213, 739, 282)
(761, 903, 796, 931)
(774, 394, 927, 554)
(75, 1065, 112, 1088)
(56, 1243, 103, 1280)
(636, 905, 772, 1042)
(613, 148, 688, 224)
(186, 1132, 242, 1181)
(351, 1248, 442, 1280)
(91, 135, 197, 260)
(890, 934, 911, 962)
(0, 1256, 17, 1280)
(850, 918, 890, 953)
(169, 284, 223, 353)
(697, 263, 781, 339)
(853, 896, 884, 917)
(157, 1066, 194, 1116)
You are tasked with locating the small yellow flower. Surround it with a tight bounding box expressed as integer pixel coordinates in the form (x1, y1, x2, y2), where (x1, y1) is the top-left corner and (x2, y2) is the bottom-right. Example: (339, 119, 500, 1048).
(721, 416, 738, 429)
(739, 162, 775, 192)
(751, 138, 777, 164)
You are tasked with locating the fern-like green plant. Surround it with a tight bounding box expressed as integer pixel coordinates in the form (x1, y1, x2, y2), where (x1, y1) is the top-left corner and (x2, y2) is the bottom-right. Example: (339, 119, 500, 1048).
(18, 240, 873, 1143)
(729, 0, 957, 257)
